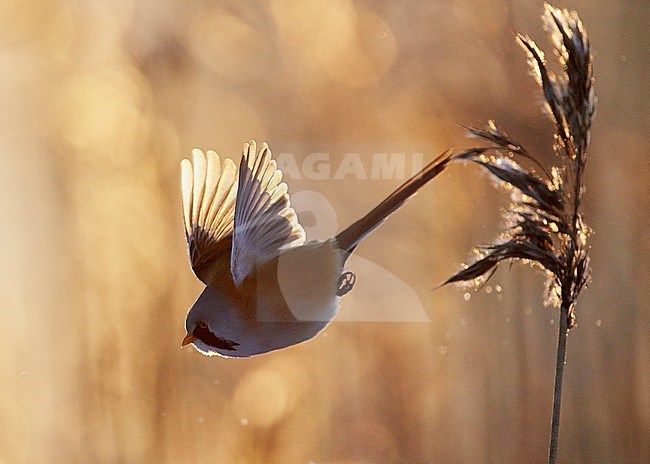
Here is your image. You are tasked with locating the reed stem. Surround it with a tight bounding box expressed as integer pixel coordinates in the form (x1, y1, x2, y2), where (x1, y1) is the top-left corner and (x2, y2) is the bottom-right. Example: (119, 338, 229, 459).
(548, 303, 569, 464)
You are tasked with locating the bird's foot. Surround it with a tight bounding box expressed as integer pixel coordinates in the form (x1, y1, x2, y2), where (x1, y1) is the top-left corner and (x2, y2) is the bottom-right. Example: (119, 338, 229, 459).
(337, 271, 356, 297)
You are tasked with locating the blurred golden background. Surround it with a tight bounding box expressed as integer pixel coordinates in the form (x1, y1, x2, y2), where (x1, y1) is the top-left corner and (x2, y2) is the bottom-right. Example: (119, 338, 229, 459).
(1, 0, 648, 462)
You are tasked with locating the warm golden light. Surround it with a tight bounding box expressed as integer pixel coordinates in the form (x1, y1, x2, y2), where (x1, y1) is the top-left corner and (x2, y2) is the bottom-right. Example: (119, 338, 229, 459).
(0, 1, 646, 463)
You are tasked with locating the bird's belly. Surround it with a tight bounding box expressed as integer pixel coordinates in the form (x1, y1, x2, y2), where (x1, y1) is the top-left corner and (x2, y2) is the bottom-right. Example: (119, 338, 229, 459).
(254, 238, 345, 324)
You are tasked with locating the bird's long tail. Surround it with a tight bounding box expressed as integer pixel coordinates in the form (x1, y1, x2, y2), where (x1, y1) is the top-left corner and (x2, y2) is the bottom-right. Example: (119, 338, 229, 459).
(335, 151, 452, 255)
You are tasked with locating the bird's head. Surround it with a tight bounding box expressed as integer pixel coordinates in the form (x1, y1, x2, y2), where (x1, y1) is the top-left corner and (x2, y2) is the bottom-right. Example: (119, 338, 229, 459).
(181, 290, 242, 357)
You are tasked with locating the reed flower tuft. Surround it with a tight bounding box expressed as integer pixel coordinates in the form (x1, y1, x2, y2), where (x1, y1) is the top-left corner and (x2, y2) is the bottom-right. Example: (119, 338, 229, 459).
(446, 4, 595, 331)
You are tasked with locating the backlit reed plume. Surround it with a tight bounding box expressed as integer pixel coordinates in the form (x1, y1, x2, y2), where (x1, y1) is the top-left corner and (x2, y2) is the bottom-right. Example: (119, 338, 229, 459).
(445, 5, 595, 463)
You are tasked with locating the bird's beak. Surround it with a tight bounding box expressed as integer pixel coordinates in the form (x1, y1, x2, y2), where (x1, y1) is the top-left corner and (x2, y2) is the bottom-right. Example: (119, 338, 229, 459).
(181, 333, 196, 348)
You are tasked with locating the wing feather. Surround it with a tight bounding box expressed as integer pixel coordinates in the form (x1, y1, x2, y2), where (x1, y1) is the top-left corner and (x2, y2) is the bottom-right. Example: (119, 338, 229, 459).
(231, 141, 305, 285)
(181, 149, 238, 284)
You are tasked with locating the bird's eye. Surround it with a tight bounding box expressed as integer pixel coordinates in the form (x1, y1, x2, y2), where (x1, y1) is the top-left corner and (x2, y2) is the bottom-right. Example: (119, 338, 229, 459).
(198, 321, 208, 329)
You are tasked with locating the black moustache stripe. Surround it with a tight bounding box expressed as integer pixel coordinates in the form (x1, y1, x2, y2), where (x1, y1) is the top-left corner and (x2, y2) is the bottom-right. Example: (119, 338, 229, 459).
(193, 325, 240, 351)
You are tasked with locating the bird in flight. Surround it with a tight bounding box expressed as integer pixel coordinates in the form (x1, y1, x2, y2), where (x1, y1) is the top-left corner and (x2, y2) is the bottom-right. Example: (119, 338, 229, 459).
(181, 141, 450, 357)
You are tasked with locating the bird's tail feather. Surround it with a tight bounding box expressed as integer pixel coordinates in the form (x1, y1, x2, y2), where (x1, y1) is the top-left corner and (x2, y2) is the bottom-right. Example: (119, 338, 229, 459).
(335, 151, 452, 255)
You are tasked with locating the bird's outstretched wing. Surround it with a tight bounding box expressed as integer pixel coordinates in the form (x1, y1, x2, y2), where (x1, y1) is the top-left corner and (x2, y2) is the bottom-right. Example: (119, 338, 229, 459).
(231, 141, 305, 285)
(181, 149, 238, 284)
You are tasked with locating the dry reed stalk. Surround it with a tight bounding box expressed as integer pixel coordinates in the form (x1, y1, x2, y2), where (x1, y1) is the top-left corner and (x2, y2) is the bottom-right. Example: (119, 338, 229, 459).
(445, 5, 595, 463)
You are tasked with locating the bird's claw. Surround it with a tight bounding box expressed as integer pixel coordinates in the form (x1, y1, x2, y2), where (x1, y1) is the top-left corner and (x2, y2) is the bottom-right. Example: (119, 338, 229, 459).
(337, 271, 356, 296)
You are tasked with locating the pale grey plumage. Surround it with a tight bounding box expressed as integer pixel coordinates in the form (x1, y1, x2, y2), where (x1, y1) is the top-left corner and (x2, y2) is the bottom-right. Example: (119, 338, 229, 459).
(181, 141, 451, 357)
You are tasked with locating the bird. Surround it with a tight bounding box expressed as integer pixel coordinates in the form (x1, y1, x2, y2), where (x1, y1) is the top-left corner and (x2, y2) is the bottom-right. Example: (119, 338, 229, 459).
(181, 140, 451, 357)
